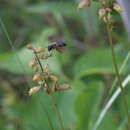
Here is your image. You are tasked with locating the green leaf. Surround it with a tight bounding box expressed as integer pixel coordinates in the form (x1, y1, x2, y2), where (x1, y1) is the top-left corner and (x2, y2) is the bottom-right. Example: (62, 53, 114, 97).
(25, 2, 77, 15)
(98, 113, 118, 130)
(74, 80, 103, 130)
(0, 28, 62, 74)
(74, 48, 124, 79)
(9, 88, 76, 130)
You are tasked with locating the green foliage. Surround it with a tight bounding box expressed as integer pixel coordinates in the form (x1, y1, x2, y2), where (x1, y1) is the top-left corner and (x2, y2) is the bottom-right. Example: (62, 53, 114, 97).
(0, 0, 130, 130)
(25, 2, 77, 16)
(74, 80, 103, 130)
(74, 48, 124, 79)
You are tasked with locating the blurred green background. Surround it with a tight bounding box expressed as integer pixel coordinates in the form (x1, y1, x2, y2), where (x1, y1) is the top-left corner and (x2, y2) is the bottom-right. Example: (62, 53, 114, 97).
(1, 0, 130, 130)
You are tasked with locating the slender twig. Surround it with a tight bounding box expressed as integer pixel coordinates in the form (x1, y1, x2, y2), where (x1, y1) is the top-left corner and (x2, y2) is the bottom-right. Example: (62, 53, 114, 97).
(34, 51, 44, 72)
(106, 21, 130, 129)
(34, 52, 65, 130)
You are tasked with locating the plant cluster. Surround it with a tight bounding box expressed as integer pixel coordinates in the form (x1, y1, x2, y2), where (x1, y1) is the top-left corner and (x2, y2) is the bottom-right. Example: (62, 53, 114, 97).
(27, 44, 71, 96)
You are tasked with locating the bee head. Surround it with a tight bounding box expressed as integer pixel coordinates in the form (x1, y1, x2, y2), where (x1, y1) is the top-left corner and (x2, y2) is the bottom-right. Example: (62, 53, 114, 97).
(48, 45, 54, 51)
(57, 41, 66, 47)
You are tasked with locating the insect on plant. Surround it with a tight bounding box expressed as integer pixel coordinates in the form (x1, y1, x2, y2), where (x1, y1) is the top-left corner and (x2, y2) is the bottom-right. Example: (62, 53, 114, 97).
(48, 41, 67, 52)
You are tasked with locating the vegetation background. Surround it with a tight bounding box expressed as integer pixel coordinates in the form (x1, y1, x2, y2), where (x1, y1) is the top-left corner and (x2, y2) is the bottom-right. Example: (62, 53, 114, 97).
(0, 0, 130, 130)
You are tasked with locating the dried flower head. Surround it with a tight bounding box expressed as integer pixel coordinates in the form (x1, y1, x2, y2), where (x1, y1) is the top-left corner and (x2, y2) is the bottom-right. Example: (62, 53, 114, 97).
(113, 3, 123, 13)
(35, 47, 44, 53)
(29, 86, 41, 96)
(40, 53, 52, 60)
(33, 73, 44, 82)
(50, 75, 59, 82)
(26, 44, 34, 50)
(27, 44, 70, 95)
(29, 59, 37, 68)
(78, 0, 91, 9)
(56, 84, 71, 92)
(98, 8, 106, 19)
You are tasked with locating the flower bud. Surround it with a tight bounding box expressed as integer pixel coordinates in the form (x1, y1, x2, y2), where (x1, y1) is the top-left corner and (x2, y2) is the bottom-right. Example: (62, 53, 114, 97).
(113, 3, 123, 13)
(78, 0, 91, 9)
(29, 86, 41, 96)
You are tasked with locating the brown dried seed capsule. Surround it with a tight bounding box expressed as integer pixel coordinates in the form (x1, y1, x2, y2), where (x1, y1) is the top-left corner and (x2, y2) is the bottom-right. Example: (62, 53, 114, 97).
(113, 3, 123, 13)
(34, 65, 39, 72)
(50, 75, 58, 82)
(78, 0, 91, 9)
(28, 59, 37, 68)
(35, 47, 44, 53)
(40, 53, 52, 60)
(105, 8, 112, 12)
(98, 8, 106, 19)
(26, 45, 34, 50)
(33, 73, 43, 82)
(28, 86, 41, 96)
(103, 13, 112, 23)
(44, 64, 50, 73)
(56, 84, 71, 91)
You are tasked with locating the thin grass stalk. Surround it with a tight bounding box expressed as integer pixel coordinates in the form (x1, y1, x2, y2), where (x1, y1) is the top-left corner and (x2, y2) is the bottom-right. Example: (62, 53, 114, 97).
(108, 50, 130, 95)
(93, 74, 130, 130)
(106, 21, 130, 129)
(41, 101, 55, 130)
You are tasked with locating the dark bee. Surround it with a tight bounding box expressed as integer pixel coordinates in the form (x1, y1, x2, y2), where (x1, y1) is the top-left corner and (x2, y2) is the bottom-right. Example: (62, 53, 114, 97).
(48, 41, 67, 52)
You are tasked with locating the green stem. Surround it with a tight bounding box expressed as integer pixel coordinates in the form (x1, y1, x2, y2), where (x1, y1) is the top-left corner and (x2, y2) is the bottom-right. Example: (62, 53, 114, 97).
(106, 21, 130, 129)
(42, 104, 55, 130)
(34, 52, 65, 130)
(50, 94, 65, 130)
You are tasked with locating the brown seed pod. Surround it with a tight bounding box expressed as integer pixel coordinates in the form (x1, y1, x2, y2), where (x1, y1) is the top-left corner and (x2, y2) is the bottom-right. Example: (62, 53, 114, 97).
(113, 3, 123, 13)
(33, 73, 44, 82)
(78, 0, 91, 9)
(35, 47, 44, 53)
(28, 86, 41, 96)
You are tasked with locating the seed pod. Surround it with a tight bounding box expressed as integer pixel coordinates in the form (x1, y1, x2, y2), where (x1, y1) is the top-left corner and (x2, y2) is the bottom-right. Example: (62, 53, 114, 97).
(26, 44, 34, 50)
(113, 3, 123, 13)
(29, 86, 41, 96)
(98, 8, 106, 19)
(78, 0, 91, 9)
(28, 59, 37, 68)
(50, 75, 58, 82)
(40, 53, 52, 60)
(44, 64, 50, 74)
(33, 65, 39, 72)
(35, 47, 44, 53)
(33, 73, 44, 82)
(56, 84, 71, 91)
(103, 13, 112, 23)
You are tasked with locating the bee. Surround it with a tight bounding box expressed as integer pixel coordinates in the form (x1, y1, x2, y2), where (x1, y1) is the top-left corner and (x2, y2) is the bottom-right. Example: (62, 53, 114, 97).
(48, 41, 67, 52)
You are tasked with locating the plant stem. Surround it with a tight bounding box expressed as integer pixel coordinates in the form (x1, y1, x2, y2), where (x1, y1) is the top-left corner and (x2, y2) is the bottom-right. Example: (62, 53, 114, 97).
(34, 52, 65, 130)
(50, 94, 65, 130)
(106, 21, 130, 129)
